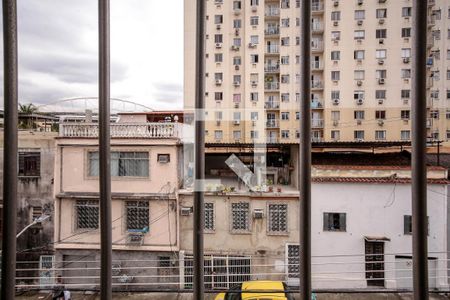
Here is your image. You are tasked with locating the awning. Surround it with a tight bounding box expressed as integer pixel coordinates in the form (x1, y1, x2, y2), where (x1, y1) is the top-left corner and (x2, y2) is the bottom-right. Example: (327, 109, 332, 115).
(364, 236, 391, 242)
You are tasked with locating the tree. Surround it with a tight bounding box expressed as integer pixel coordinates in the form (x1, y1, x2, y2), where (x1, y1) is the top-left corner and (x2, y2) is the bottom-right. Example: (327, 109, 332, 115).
(18, 103, 38, 129)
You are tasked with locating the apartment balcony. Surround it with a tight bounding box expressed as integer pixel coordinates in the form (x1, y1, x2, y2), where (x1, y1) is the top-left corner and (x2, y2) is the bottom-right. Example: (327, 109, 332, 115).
(264, 27, 280, 36)
(311, 80, 323, 90)
(311, 22, 324, 33)
(311, 137, 324, 143)
(311, 40, 324, 53)
(265, 82, 280, 91)
(311, 119, 324, 129)
(266, 45, 280, 54)
(312, 2, 324, 14)
(266, 120, 280, 128)
(59, 122, 181, 138)
(265, 7, 280, 18)
(311, 61, 323, 71)
(428, 0, 435, 6)
(264, 64, 280, 73)
(266, 137, 279, 143)
(311, 100, 323, 109)
(264, 100, 280, 109)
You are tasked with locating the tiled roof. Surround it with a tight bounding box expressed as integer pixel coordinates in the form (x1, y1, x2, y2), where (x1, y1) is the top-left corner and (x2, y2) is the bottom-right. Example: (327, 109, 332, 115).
(313, 165, 446, 171)
(312, 177, 450, 184)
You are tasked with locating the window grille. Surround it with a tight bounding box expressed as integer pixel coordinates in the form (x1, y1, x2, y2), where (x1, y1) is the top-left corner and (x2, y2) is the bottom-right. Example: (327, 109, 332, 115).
(76, 200, 99, 229)
(18, 151, 40, 176)
(204, 203, 215, 231)
(286, 244, 300, 279)
(126, 201, 149, 231)
(231, 202, 250, 231)
(89, 151, 149, 177)
(268, 204, 288, 233)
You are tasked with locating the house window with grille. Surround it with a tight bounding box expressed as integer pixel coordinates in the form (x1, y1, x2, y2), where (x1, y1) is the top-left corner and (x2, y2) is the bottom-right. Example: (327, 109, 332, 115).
(231, 202, 250, 231)
(286, 244, 299, 279)
(19, 151, 40, 177)
(268, 204, 288, 233)
(205, 203, 215, 231)
(31, 206, 43, 221)
(89, 151, 149, 177)
(126, 201, 149, 231)
(76, 200, 99, 230)
(323, 212, 346, 232)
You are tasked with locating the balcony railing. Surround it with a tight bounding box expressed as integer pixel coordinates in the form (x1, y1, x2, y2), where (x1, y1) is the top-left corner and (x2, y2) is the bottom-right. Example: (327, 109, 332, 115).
(265, 27, 280, 36)
(311, 119, 324, 128)
(311, 80, 323, 89)
(311, 61, 323, 70)
(311, 40, 324, 52)
(265, 7, 280, 17)
(265, 101, 280, 109)
(266, 120, 279, 128)
(266, 137, 279, 143)
(266, 45, 279, 54)
(59, 122, 181, 138)
(311, 100, 323, 109)
(311, 22, 324, 32)
(312, 2, 324, 12)
(264, 64, 280, 72)
(265, 82, 280, 90)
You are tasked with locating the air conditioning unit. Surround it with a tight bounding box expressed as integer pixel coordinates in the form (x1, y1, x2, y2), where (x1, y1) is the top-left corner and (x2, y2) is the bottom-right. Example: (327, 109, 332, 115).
(249, 43, 256, 48)
(252, 121, 257, 126)
(251, 81, 257, 87)
(234, 8, 241, 15)
(403, 57, 410, 63)
(357, 59, 363, 63)
(403, 119, 409, 124)
(379, 18, 385, 24)
(251, 5, 257, 12)
(127, 232, 145, 245)
(378, 78, 385, 84)
(378, 59, 384, 65)
(181, 207, 192, 216)
(233, 81, 240, 86)
(404, 37, 410, 42)
(235, 65, 240, 70)
(234, 120, 241, 125)
(356, 119, 362, 125)
(403, 99, 409, 105)
(157, 154, 170, 163)
(357, 20, 363, 26)
(215, 79, 222, 85)
(357, 80, 363, 86)
(234, 103, 240, 108)
(231, 45, 240, 51)
(216, 24, 221, 30)
(333, 120, 339, 126)
(379, 0, 386, 3)
(356, 98, 364, 105)
(379, 38, 384, 44)
(334, 0, 339, 6)
(253, 208, 264, 219)
(356, 138, 364, 142)
(333, 21, 339, 26)
(332, 98, 340, 105)
(216, 120, 221, 126)
(235, 29, 240, 36)
(378, 98, 384, 104)
(215, 43, 222, 48)
(358, 0, 363, 5)
(378, 120, 384, 126)
(404, 78, 409, 83)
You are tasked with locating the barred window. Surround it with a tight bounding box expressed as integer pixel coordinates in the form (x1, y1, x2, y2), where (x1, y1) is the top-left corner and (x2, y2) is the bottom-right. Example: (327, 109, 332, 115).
(231, 202, 250, 231)
(268, 204, 288, 233)
(126, 201, 149, 231)
(286, 244, 299, 278)
(205, 203, 215, 231)
(89, 151, 149, 177)
(323, 212, 346, 232)
(76, 200, 99, 230)
(19, 151, 40, 176)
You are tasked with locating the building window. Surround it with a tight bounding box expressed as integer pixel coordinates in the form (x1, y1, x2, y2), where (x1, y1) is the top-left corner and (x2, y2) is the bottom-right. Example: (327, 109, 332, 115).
(233, 56, 241, 65)
(205, 203, 214, 231)
(402, 69, 411, 79)
(76, 200, 99, 230)
(250, 130, 258, 139)
(376, 49, 387, 59)
(214, 73, 223, 81)
(331, 51, 340, 60)
(251, 112, 258, 120)
(401, 110, 410, 120)
(250, 35, 259, 45)
(231, 202, 250, 231)
(331, 130, 340, 140)
(401, 130, 411, 141)
(214, 15, 223, 24)
(250, 54, 259, 64)
(214, 53, 223, 63)
(250, 92, 258, 102)
(375, 110, 386, 119)
(430, 110, 439, 119)
(331, 31, 340, 41)
(446, 110, 450, 119)
(354, 130, 364, 140)
(233, 131, 241, 140)
(281, 93, 290, 102)
(376, 8, 387, 18)
(430, 90, 439, 99)
(215, 92, 223, 101)
(447, 90, 450, 99)
(354, 70, 365, 80)
(286, 244, 300, 279)
(281, 18, 290, 27)
(233, 38, 241, 46)
(31, 206, 43, 221)
(214, 34, 223, 43)
(376, 90, 386, 99)
(331, 71, 340, 81)
(402, 28, 411, 38)
(355, 10, 365, 20)
(404, 215, 429, 235)
(354, 30, 365, 40)
(447, 50, 450, 60)
(281, 112, 289, 120)
(126, 201, 149, 231)
(296, 112, 300, 120)
(250, 0, 259, 5)
(376, 70, 387, 79)
(280, 56, 289, 65)
(233, 19, 241, 29)
(331, 11, 341, 21)
(354, 50, 365, 60)
(376, 29, 387, 39)
(281, 130, 290, 139)
(214, 130, 223, 140)
(401, 89, 410, 99)
(354, 110, 365, 120)
(281, 37, 289, 46)
(88, 152, 149, 177)
(250, 16, 259, 26)
(323, 212, 346, 232)
(354, 90, 365, 100)
(281, 74, 290, 83)
(331, 110, 340, 120)
(268, 204, 288, 233)
(19, 151, 40, 177)
(401, 48, 411, 58)
(402, 7, 412, 17)
(375, 130, 386, 140)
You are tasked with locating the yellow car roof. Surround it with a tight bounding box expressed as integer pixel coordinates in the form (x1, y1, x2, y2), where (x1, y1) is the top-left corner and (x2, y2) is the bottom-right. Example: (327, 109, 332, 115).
(241, 281, 287, 300)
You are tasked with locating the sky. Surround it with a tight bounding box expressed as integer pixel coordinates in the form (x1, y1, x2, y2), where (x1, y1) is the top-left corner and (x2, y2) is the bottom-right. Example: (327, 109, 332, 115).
(0, 0, 184, 111)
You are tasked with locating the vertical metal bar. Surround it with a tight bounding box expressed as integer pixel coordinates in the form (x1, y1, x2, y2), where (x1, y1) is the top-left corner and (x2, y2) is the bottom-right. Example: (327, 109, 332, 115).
(299, 0, 311, 299)
(0, 0, 18, 299)
(99, 0, 112, 299)
(193, 0, 205, 298)
(412, 0, 429, 299)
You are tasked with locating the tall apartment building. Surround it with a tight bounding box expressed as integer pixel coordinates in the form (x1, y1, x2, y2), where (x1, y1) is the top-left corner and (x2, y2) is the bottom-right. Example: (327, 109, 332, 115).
(185, 0, 447, 144)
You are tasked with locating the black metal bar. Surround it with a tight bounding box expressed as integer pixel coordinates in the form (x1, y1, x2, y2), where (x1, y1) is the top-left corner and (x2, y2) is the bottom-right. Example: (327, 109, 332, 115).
(299, 0, 311, 299)
(193, 0, 205, 298)
(98, 0, 112, 299)
(412, 0, 429, 299)
(1, 0, 18, 299)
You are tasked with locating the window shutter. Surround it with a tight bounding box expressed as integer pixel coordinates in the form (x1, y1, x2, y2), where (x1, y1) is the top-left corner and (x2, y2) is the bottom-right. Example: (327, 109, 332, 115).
(323, 213, 329, 231)
(404, 215, 410, 234)
(340, 213, 346, 231)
